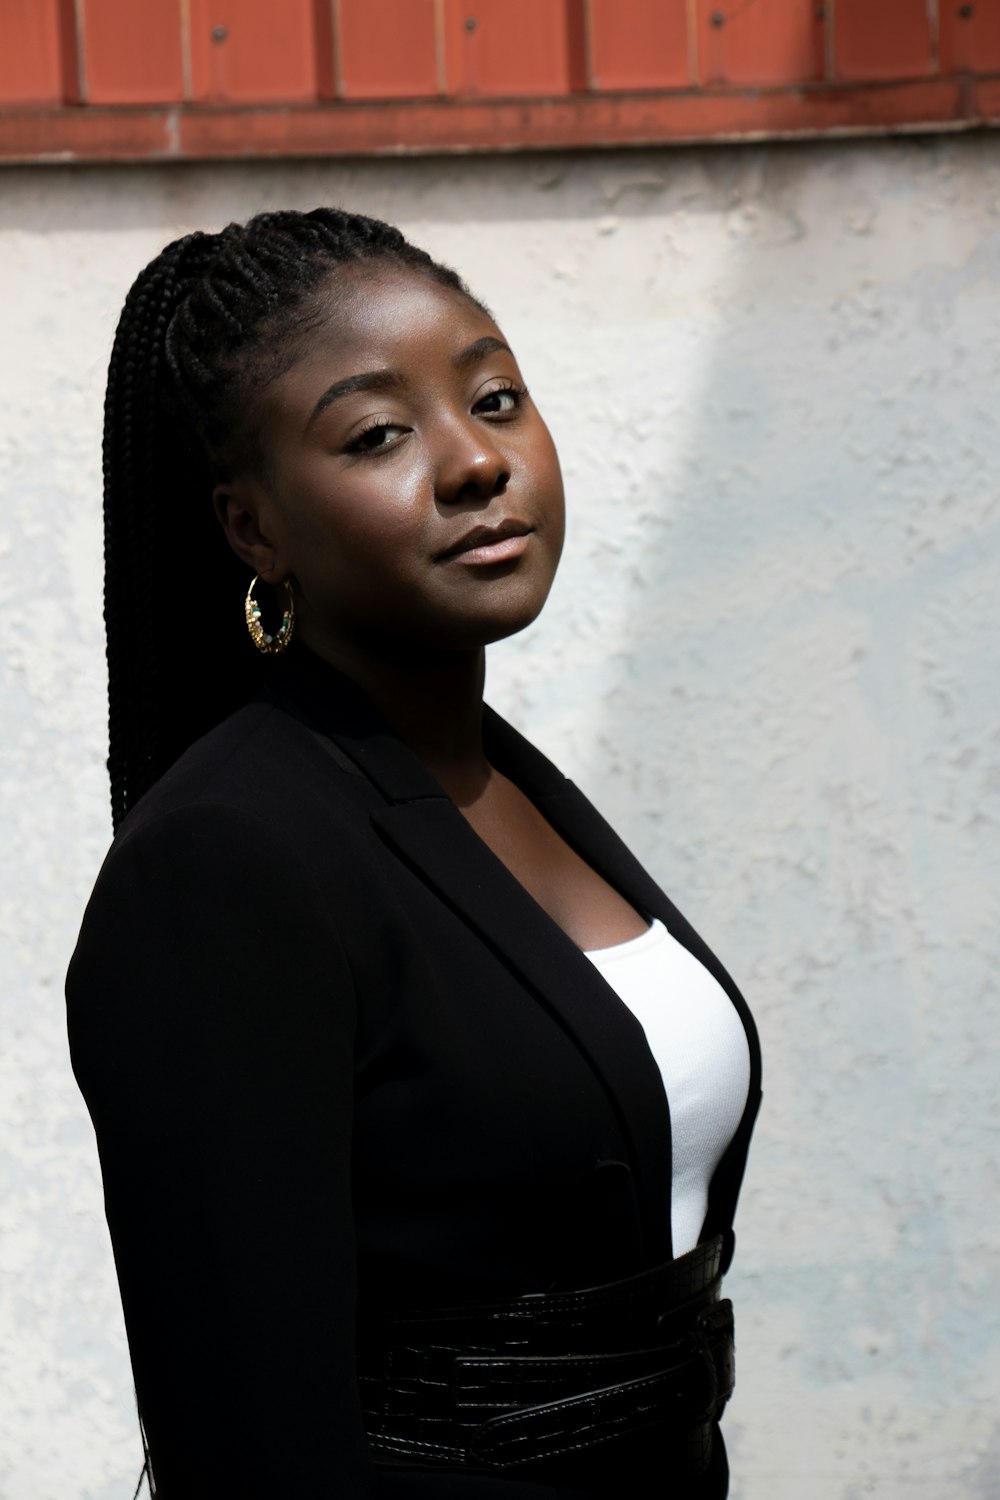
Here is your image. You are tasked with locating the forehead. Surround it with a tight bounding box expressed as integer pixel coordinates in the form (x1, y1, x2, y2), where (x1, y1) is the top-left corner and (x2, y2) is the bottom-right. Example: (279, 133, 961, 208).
(284, 263, 502, 381)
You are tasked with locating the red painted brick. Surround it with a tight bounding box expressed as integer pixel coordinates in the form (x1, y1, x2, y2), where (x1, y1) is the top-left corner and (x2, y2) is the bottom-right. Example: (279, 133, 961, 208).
(444, 0, 585, 97)
(589, 0, 690, 91)
(939, 2, 1000, 74)
(337, 0, 439, 99)
(0, 0, 72, 104)
(190, 0, 319, 103)
(834, 0, 933, 82)
(78, 0, 184, 104)
(697, 0, 824, 87)
(974, 76, 1000, 115)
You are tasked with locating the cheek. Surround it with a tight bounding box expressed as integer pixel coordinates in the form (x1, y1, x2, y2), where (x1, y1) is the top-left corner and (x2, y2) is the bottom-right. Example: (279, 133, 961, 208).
(528, 423, 564, 492)
(531, 434, 566, 531)
(288, 467, 428, 564)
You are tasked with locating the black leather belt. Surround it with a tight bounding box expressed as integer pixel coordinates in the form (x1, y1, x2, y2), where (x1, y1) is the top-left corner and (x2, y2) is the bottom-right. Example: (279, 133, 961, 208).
(357, 1236, 734, 1474)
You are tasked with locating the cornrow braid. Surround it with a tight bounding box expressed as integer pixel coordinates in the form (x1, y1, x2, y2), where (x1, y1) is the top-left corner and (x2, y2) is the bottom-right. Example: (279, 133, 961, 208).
(103, 207, 476, 830)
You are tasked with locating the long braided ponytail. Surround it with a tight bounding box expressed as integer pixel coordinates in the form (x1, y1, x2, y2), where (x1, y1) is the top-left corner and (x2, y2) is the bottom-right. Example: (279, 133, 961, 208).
(103, 207, 474, 831)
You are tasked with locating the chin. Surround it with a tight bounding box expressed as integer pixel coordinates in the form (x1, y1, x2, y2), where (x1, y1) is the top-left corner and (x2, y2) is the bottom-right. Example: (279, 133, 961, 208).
(343, 566, 558, 656)
(445, 590, 552, 651)
(410, 612, 544, 654)
(479, 607, 547, 648)
(456, 563, 560, 648)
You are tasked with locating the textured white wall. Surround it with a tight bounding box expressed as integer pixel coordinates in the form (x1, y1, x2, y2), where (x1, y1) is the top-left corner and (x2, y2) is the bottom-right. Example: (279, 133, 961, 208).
(1, 136, 998, 1500)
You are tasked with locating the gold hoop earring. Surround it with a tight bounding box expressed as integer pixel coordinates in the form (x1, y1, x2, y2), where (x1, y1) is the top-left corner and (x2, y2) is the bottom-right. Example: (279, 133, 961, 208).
(244, 575, 295, 655)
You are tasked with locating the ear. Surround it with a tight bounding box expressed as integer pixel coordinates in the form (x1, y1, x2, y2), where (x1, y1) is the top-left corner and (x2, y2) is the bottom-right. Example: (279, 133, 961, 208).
(213, 477, 285, 582)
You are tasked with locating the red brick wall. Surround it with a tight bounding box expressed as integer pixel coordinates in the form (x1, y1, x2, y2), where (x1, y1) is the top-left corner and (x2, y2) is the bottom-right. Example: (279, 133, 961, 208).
(1, 0, 998, 161)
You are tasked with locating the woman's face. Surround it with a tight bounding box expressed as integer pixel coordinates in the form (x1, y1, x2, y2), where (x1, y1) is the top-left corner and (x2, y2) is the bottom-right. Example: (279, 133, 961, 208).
(221, 264, 565, 660)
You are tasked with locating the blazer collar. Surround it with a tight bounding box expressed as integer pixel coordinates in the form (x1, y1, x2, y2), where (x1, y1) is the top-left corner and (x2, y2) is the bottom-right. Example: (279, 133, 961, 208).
(266, 646, 675, 1260)
(266, 645, 445, 804)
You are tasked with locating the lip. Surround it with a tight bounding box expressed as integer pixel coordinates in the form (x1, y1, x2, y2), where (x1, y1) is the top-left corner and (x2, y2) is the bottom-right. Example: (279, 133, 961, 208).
(436, 519, 534, 565)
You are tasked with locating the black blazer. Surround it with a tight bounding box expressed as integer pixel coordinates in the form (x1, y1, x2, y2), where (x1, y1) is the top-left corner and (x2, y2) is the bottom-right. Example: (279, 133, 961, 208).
(67, 646, 762, 1499)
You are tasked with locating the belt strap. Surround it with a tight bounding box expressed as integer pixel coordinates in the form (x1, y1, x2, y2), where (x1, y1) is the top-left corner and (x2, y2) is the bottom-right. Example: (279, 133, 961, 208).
(363, 1236, 724, 1351)
(467, 1302, 733, 1469)
(358, 1240, 734, 1473)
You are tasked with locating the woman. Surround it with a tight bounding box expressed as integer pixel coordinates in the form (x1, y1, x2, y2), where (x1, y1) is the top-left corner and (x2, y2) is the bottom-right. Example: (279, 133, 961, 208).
(67, 208, 761, 1499)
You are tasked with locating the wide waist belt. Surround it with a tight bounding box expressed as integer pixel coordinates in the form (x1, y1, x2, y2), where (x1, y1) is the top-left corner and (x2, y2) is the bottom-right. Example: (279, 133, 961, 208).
(357, 1236, 734, 1473)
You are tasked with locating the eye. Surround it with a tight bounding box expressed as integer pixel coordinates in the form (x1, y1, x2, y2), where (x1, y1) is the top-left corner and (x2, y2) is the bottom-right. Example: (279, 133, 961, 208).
(473, 382, 527, 418)
(346, 418, 409, 455)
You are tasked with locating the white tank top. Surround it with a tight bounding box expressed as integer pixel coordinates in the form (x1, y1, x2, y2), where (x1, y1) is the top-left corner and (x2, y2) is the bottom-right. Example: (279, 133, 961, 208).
(584, 918, 751, 1257)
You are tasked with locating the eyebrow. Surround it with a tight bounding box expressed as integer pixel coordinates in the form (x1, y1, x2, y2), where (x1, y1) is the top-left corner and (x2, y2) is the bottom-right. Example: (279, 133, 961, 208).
(305, 336, 513, 430)
(453, 335, 511, 370)
(306, 369, 404, 430)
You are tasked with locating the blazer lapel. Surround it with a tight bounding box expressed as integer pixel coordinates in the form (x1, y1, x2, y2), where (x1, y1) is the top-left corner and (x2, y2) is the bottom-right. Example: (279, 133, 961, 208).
(495, 724, 764, 1250)
(476, 706, 762, 1259)
(482, 709, 762, 1110)
(370, 794, 673, 1261)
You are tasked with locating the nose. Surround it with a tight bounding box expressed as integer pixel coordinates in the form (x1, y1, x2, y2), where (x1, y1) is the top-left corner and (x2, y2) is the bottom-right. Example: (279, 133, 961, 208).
(433, 416, 510, 507)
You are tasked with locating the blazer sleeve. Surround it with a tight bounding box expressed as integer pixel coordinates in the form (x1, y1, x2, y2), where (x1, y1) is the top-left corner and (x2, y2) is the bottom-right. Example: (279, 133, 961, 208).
(66, 800, 375, 1497)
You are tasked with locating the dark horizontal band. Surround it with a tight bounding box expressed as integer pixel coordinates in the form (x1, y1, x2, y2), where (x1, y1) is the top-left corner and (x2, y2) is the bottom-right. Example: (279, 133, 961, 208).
(358, 1241, 733, 1473)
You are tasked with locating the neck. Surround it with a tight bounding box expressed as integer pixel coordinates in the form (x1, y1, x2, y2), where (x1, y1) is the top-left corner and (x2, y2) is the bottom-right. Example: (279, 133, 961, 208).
(298, 630, 491, 799)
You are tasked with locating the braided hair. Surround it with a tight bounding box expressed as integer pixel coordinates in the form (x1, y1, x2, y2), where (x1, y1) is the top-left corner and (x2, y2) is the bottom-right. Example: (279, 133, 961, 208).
(103, 207, 475, 831)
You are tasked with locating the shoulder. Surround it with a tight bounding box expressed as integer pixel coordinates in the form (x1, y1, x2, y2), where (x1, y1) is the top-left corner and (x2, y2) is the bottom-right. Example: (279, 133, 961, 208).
(67, 700, 365, 1042)
(110, 688, 386, 880)
(122, 695, 368, 841)
(67, 712, 363, 1124)
(80, 695, 383, 958)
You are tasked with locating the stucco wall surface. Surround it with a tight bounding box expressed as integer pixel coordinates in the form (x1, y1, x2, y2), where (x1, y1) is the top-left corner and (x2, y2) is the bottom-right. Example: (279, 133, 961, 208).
(1, 135, 998, 1500)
